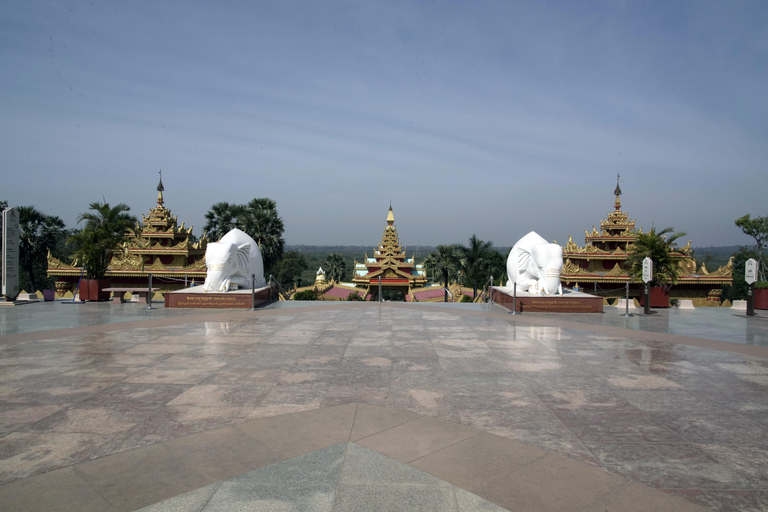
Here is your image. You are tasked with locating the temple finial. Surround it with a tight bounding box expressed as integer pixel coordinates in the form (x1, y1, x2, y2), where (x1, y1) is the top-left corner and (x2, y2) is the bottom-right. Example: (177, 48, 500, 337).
(157, 170, 165, 206)
(386, 204, 394, 225)
(614, 173, 622, 210)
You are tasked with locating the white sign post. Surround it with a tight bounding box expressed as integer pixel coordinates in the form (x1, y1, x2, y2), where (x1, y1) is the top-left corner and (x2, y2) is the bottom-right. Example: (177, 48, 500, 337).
(2, 207, 20, 301)
(642, 257, 653, 315)
(746, 258, 758, 317)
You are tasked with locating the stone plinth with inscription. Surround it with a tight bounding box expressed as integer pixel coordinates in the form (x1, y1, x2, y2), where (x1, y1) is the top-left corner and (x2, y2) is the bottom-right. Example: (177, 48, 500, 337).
(165, 285, 274, 309)
(492, 287, 603, 313)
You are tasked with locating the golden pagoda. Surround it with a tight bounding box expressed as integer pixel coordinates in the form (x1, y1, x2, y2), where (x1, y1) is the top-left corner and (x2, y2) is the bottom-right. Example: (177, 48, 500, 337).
(48, 175, 209, 297)
(352, 206, 427, 301)
(560, 176, 732, 304)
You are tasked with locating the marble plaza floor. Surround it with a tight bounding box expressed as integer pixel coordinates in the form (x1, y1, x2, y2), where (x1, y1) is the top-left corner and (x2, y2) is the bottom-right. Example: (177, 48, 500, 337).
(0, 301, 767, 511)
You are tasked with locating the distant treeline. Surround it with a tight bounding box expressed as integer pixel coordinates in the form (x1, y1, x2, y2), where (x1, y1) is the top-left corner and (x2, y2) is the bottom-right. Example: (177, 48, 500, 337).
(284, 244, 741, 286)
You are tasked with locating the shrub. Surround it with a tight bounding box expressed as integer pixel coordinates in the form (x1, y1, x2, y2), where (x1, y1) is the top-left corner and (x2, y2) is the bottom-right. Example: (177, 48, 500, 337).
(347, 292, 364, 301)
(293, 289, 318, 301)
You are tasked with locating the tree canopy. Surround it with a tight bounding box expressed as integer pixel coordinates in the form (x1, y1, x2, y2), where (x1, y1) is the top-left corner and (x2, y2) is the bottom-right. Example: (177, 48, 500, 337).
(69, 202, 136, 279)
(17, 206, 68, 291)
(735, 214, 768, 282)
(458, 235, 505, 297)
(424, 244, 464, 302)
(625, 227, 686, 289)
(323, 253, 347, 283)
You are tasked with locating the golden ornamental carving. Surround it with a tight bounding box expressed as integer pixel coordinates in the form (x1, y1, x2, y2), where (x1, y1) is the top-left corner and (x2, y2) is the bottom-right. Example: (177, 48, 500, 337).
(146, 258, 168, 271)
(565, 235, 578, 253)
(708, 258, 733, 278)
(699, 263, 709, 275)
(110, 252, 143, 271)
(46, 250, 69, 270)
(605, 263, 626, 277)
(182, 258, 208, 272)
(561, 259, 582, 275)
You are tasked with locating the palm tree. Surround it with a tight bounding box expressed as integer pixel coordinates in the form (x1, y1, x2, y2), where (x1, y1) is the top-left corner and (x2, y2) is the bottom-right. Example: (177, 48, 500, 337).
(203, 202, 243, 242)
(323, 253, 347, 283)
(17, 206, 67, 291)
(459, 235, 497, 298)
(69, 202, 136, 279)
(424, 244, 464, 302)
(625, 226, 687, 290)
(239, 198, 285, 274)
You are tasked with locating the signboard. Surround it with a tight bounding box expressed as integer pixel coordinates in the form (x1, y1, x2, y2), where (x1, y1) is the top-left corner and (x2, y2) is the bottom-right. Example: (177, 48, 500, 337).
(745, 258, 758, 285)
(642, 257, 653, 284)
(2, 207, 20, 299)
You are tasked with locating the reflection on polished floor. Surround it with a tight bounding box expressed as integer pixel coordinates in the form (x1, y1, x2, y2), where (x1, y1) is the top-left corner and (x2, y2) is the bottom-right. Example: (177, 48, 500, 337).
(0, 301, 767, 511)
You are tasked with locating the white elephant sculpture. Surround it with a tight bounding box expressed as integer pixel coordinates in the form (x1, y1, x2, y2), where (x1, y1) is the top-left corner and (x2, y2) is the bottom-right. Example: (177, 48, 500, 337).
(203, 228, 266, 292)
(506, 231, 563, 296)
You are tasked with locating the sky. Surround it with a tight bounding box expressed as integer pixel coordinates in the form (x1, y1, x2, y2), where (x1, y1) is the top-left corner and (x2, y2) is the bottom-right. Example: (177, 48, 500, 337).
(2, 1, 766, 250)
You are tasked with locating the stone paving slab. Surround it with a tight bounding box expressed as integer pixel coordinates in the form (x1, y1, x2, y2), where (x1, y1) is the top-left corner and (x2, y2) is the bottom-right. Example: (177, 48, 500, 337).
(1, 302, 767, 511)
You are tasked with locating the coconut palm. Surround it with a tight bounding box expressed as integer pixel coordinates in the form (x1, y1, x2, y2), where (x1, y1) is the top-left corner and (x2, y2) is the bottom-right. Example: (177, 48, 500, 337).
(323, 253, 347, 283)
(424, 244, 464, 302)
(625, 226, 687, 289)
(69, 202, 136, 279)
(458, 235, 501, 298)
(17, 206, 67, 291)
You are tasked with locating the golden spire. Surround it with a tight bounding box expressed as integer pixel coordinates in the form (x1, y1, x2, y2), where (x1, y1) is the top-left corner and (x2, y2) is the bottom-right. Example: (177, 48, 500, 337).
(614, 173, 622, 211)
(157, 170, 165, 206)
(386, 205, 395, 226)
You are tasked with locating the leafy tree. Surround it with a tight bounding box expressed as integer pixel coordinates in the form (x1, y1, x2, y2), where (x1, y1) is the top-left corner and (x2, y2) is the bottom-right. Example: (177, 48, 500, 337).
(17, 206, 68, 291)
(625, 227, 687, 290)
(69, 202, 137, 279)
(272, 251, 308, 288)
(203, 198, 285, 274)
(458, 235, 505, 298)
(323, 253, 347, 282)
(347, 291, 364, 301)
(735, 214, 768, 282)
(721, 247, 757, 302)
(424, 244, 464, 302)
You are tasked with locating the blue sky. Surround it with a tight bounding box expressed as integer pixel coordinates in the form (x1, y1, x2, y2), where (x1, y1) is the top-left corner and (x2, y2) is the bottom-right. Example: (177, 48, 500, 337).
(2, 1, 766, 250)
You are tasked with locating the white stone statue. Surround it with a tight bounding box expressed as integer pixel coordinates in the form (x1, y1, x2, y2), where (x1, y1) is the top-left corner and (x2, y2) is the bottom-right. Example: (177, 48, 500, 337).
(506, 231, 563, 296)
(203, 228, 266, 292)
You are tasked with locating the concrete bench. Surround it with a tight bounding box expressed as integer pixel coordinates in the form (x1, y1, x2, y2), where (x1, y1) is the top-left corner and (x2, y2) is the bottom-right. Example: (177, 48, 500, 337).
(102, 287, 160, 304)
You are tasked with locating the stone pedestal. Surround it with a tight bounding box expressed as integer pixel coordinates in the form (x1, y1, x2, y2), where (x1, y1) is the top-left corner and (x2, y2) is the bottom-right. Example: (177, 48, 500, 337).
(492, 287, 603, 313)
(165, 285, 274, 309)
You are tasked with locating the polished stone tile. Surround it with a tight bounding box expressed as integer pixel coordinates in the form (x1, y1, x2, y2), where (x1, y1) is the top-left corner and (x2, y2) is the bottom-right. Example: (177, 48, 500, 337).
(0, 431, 108, 484)
(0, 466, 115, 512)
(74, 443, 212, 511)
(587, 442, 751, 489)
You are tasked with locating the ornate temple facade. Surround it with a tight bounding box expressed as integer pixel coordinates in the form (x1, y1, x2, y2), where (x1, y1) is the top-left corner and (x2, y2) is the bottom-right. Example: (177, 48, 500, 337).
(351, 206, 427, 301)
(560, 179, 732, 304)
(48, 177, 209, 297)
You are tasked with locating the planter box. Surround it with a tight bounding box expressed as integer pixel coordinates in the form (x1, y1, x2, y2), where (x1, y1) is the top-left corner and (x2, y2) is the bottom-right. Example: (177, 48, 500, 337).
(755, 288, 768, 310)
(42, 289, 56, 301)
(79, 279, 112, 301)
(639, 286, 670, 308)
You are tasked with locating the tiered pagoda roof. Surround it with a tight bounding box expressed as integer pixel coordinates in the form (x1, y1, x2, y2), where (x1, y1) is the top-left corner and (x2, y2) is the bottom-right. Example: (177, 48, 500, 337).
(560, 176, 732, 292)
(352, 207, 426, 299)
(48, 175, 209, 293)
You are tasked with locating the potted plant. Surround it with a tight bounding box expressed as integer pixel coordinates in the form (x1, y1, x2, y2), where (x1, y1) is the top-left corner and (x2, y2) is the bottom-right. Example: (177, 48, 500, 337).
(626, 227, 687, 308)
(68, 202, 136, 301)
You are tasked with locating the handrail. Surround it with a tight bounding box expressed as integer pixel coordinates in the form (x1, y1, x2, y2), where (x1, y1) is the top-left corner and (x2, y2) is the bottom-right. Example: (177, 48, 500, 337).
(267, 275, 287, 303)
(484, 275, 495, 304)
